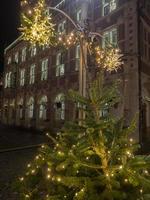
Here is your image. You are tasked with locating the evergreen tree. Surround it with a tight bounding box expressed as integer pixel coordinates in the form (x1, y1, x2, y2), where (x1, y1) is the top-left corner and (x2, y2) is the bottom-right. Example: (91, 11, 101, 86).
(17, 71, 150, 200)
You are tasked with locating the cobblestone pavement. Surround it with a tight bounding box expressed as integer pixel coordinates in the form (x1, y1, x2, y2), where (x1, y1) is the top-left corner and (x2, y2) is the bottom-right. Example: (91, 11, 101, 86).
(0, 124, 47, 200)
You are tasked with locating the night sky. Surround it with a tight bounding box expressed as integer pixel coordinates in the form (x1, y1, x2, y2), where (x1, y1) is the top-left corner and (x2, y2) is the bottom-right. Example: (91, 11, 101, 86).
(0, 0, 20, 72)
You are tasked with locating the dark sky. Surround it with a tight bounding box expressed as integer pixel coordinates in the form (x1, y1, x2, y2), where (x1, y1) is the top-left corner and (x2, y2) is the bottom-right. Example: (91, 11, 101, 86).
(0, 0, 20, 72)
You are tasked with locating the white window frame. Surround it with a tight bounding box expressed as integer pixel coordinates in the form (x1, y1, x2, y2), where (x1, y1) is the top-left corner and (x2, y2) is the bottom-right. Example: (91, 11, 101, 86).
(58, 20, 66, 34)
(77, 9, 82, 23)
(56, 52, 65, 77)
(31, 46, 37, 57)
(41, 59, 48, 81)
(15, 52, 19, 63)
(29, 64, 35, 84)
(102, 0, 117, 16)
(102, 28, 117, 48)
(22, 47, 26, 62)
(7, 56, 12, 65)
(27, 97, 34, 119)
(20, 69, 25, 86)
(39, 96, 47, 120)
(4, 73, 9, 88)
(5, 72, 12, 88)
(55, 94, 65, 120)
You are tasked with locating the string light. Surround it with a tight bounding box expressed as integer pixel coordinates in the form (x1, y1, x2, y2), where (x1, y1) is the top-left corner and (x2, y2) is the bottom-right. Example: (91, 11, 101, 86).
(47, 174, 51, 179)
(124, 179, 128, 183)
(27, 164, 31, 168)
(119, 165, 123, 169)
(31, 169, 35, 174)
(19, 177, 24, 181)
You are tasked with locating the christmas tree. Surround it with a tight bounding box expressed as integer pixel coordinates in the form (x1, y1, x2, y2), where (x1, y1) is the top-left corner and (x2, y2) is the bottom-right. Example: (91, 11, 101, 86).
(17, 68, 150, 199)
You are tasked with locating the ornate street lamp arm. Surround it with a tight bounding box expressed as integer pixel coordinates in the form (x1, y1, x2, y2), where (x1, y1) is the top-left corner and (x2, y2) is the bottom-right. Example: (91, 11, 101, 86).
(48, 6, 81, 31)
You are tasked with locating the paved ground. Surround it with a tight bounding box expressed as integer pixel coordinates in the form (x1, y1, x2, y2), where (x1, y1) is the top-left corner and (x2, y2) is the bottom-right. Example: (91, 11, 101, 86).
(0, 124, 47, 200)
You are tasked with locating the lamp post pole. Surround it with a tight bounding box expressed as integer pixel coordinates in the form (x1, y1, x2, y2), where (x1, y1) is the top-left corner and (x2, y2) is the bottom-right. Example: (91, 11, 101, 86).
(47, 6, 103, 121)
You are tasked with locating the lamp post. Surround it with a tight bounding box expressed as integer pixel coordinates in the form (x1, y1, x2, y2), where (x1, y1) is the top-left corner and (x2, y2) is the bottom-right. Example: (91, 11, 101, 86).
(47, 6, 105, 121)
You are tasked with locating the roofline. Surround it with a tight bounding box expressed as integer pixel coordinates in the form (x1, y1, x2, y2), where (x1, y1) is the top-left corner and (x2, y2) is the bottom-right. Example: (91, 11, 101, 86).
(4, 36, 22, 54)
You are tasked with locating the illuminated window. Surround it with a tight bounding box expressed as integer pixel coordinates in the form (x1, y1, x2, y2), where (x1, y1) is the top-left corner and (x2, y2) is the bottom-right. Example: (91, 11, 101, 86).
(15, 52, 19, 63)
(21, 47, 26, 62)
(27, 97, 34, 119)
(102, 28, 117, 48)
(5, 72, 12, 88)
(29, 64, 35, 84)
(7, 56, 11, 65)
(54, 94, 65, 120)
(4, 73, 9, 88)
(77, 9, 82, 22)
(20, 69, 25, 86)
(41, 59, 48, 81)
(18, 98, 24, 119)
(102, 0, 117, 16)
(39, 96, 47, 120)
(56, 52, 65, 76)
(58, 20, 66, 34)
(31, 46, 37, 57)
(75, 45, 80, 71)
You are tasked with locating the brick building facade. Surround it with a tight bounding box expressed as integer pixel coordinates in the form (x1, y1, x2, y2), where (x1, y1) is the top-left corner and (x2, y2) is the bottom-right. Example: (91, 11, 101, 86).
(1, 0, 150, 147)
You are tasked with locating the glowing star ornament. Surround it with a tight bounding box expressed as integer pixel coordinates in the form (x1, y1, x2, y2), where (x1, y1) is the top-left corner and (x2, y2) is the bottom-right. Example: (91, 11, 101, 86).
(20, 0, 56, 46)
(95, 46, 123, 72)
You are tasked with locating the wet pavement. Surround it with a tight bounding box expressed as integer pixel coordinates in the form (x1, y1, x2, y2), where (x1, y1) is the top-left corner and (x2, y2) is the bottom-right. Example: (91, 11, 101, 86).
(0, 124, 46, 200)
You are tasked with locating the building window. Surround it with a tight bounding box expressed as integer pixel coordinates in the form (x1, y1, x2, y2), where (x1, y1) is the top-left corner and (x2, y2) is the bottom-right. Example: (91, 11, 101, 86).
(29, 64, 35, 84)
(22, 47, 26, 62)
(77, 9, 82, 22)
(4, 73, 9, 88)
(58, 20, 66, 34)
(102, 28, 117, 48)
(31, 46, 37, 57)
(27, 97, 34, 119)
(75, 45, 80, 71)
(54, 94, 65, 120)
(20, 69, 25, 86)
(56, 52, 65, 76)
(7, 56, 11, 65)
(15, 52, 19, 63)
(4, 72, 12, 88)
(102, 0, 117, 16)
(39, 96, 47, 120)
(18, 98, 24, 119)
(41, 59, 48, 81)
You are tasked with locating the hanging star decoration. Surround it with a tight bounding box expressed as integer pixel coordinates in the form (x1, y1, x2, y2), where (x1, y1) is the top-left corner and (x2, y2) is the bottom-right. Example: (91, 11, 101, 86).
(95, 45, 123, 72)
(20, 0, 56, 46)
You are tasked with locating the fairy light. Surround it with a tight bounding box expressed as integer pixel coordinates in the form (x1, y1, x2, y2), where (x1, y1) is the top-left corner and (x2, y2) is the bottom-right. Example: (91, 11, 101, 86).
(36, 155, 39, 160)
(129, 138, 133, 142)
(47, 174, 51, 179)
(124, 179, 128, 183)
(47, 168, 51, 172)
(57, 177, 61, 182)
(140, 189, 143, 194)
(27, 164, 31, 168)
(20, 177, 24, 181)
(119, 165, 123, 169)
(31, 169, 35, 174)
(144, 170, 148, 175)
(28, 9, 32, 15)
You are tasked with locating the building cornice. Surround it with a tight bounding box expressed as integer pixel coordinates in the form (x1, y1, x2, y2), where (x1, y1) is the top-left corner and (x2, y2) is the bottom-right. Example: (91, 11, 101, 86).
(4, 36, 22, 54)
